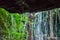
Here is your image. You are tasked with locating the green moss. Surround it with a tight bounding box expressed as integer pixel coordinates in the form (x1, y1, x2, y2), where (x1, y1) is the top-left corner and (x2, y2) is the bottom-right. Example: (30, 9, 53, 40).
(0, 8, 28, 40)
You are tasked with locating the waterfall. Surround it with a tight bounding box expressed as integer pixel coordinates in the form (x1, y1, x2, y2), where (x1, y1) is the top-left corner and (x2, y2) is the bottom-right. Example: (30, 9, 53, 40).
(31, 9, 60, 40)
(31, 12, 48, 40)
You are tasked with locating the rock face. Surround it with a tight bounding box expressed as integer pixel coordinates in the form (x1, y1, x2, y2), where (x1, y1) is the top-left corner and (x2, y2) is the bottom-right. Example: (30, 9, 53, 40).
(0, 0, 60, 13)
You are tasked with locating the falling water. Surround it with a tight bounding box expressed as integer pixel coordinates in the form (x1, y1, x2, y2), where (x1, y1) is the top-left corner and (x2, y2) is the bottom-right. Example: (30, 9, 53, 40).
(31, 8, 60, 40)
(32, 12, 47, 40)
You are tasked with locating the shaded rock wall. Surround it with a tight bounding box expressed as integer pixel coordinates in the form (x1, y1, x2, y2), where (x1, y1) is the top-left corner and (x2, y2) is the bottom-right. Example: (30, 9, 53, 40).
(0, 0, 60, 13)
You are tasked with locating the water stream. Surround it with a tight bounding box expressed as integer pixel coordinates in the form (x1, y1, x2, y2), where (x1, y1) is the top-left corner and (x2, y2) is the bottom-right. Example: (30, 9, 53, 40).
(31, 9, 60, 40)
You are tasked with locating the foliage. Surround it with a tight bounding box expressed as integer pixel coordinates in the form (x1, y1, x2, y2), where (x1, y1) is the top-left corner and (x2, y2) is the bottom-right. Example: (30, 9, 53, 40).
(0, 8, 28, 40)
